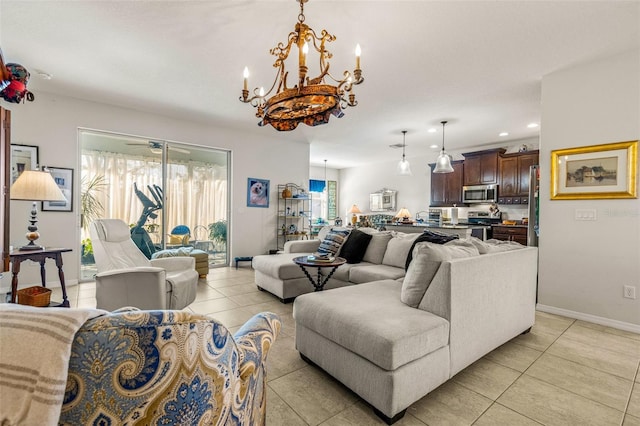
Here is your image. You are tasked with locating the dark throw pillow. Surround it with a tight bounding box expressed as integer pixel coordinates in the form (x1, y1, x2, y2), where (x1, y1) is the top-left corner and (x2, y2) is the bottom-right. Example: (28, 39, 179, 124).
(339, 229, 373, 264)
(404, 230, 460, 270)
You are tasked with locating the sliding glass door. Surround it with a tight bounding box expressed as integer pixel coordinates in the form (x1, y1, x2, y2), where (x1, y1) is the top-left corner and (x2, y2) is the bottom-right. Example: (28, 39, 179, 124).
(79, 130, 229, 280)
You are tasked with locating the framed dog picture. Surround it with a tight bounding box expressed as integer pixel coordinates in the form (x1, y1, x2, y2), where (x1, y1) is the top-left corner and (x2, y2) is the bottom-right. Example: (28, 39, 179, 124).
(247, 177, 269, 208)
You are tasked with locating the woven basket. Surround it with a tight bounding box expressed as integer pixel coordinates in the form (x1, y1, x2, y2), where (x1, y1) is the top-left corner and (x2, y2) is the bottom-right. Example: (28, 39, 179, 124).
(17, 286, 52, 307)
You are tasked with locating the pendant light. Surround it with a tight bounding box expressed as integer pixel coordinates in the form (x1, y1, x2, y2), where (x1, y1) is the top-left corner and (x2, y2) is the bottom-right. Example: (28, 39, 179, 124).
(433, 121, 454, 173)
(397, 130, 412, 176)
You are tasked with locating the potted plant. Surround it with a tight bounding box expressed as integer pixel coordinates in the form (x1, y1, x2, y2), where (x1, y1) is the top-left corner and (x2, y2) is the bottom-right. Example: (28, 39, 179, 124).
(80, 174, 108, 265)
(208, 220, 227, 252)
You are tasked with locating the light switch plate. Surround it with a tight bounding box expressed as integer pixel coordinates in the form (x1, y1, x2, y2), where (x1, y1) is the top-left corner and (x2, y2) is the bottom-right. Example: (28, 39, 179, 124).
(575, 209, 597, 221)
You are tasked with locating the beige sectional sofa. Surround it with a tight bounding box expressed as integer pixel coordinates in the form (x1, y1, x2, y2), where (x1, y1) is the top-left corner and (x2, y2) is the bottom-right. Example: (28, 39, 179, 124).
(252, 227, 422, 302)
(293, 241, 538, 424)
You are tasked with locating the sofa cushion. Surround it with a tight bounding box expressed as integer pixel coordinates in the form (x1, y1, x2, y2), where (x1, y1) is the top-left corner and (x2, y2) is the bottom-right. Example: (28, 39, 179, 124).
(382, 232, 421, 268)
(468, 237, 525, 254)
(362, 231, 393, 264)
(324, 262, 369, 282)
(317, 228, 351, 256)
(251, 253, 308, 280)
(348, 264, 406, 284)
(401, 241, 479, 308)
(405, 230, 460, 270)
(339, 229, 373, 264)
(293, 280, 450, 370)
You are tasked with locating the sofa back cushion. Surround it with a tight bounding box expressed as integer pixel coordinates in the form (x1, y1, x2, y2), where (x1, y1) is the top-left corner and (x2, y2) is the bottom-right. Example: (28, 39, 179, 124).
(339, 229, 373, 264)
(382, 232, 421, 268)
(362, 231, 393, 264)
(401, 240, 479, 308)
(468, 237, 525, 254)
(317, 228, 351, 256)
(405, 230, 459, 270)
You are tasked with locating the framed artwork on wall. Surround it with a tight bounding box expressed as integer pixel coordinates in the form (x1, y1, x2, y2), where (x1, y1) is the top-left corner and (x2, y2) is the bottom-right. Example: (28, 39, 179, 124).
(550, 140, 637, 200)
(42, 166, 74, 212)
(247, 177, 270, 208)
(10, 144, 39, 184)
(327, 180, 337, 220)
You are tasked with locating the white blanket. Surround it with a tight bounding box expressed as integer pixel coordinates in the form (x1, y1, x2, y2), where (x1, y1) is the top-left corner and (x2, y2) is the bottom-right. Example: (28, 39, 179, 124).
(0, 304, 107, 426)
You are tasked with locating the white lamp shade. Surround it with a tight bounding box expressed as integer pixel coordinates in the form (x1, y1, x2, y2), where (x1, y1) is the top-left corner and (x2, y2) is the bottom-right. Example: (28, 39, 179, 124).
(397, 159, 412, 175)
(396, 207, 411, 219)
(348, 204, 362, 214)
(10, 170, 66, 201)
(433, 151, 454, 173)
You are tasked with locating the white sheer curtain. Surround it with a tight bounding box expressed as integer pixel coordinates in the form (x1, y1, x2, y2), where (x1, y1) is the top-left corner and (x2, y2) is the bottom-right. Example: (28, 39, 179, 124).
(81, 150, 227, 240)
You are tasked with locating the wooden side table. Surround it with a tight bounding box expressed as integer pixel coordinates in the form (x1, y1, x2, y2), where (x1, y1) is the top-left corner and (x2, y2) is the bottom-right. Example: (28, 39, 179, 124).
(293, 256, 346, 292)
(9, 247, 72, 307)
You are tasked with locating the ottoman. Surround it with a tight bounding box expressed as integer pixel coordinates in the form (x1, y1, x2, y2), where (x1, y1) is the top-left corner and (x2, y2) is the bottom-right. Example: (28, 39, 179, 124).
(152, 248, 209, 277)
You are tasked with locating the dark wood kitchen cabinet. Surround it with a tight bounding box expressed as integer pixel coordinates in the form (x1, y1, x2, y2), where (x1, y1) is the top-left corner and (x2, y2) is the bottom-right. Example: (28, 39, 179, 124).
(462, 148, 506, 186)
(498, 151, 539, 205)
(492, 225, 528, 245)
(429, 160, 464, 206)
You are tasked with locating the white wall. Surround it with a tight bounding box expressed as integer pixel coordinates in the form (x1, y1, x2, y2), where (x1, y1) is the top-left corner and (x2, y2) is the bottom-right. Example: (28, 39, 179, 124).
(538, 49, 640, 328)
(2, 92, 309, 287)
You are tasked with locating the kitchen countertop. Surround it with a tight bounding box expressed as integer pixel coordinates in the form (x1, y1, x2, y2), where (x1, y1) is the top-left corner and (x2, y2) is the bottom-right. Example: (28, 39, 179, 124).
(385, 223, 485, 229)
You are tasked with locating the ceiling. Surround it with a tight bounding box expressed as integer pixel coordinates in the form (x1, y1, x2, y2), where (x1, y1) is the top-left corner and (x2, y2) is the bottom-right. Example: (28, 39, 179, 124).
(2, 1, 638, 169)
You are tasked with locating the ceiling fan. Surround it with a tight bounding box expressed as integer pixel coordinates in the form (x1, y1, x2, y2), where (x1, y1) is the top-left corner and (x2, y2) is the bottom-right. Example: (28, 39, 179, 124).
(125, 140, 191, 155)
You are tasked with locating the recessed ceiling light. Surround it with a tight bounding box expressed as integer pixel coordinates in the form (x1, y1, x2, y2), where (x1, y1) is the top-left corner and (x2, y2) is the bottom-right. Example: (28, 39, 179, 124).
(428, 128, 437, 133)
(527, 123, 539, 128)
(430, 144, 439, 149)
(499, 132, 509, 137)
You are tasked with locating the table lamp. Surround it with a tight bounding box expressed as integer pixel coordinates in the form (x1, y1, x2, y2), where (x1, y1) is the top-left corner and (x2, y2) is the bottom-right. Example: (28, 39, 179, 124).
(396, 207, 412, 223)
(348, 204, 362, 226)
(10, 169, 66, 250)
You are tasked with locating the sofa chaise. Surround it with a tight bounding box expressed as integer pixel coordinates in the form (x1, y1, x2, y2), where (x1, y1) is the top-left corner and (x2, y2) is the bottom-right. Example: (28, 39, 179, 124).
(293, 240, 538, 424)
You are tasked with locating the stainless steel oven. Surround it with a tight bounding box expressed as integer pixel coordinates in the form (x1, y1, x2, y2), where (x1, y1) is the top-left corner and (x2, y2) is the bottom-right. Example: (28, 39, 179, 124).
(466, 211, 502, 240)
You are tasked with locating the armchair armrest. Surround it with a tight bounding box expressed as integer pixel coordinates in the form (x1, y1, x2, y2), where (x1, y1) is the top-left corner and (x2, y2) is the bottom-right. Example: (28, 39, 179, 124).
(95, 267, 167, 311)
(234, 312, 281, 376)
(151, 256, 195, 271)
(284, 239, 321, 253)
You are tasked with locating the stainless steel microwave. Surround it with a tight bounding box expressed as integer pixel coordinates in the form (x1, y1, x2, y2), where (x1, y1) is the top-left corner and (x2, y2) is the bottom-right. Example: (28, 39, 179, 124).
(462, 184, 498, 204)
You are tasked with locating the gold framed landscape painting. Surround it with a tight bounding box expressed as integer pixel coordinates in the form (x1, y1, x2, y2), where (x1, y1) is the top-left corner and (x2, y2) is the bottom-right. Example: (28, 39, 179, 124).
(551, 140, 638, 200)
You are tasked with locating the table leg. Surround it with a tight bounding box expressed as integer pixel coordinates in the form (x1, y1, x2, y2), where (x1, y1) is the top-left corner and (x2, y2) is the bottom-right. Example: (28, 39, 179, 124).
(316, 266, 340, 291)
(297, 264, 316, 290)
(54, 253, 70, 307)
(39, 259, 47, 287)
(10, 259, 21, 303)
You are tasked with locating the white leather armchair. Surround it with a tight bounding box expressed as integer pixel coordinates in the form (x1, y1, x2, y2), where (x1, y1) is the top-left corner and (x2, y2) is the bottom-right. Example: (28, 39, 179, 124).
(90, 219, 198, 310)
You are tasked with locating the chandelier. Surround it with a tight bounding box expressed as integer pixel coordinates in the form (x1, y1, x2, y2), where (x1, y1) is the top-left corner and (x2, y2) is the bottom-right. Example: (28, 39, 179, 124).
(239, 0, 364, 131)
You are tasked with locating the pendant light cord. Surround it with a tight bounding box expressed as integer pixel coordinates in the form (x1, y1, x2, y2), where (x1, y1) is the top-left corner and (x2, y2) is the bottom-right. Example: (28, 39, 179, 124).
(402, 130, 407, 160)
(441, 121, 447, 152)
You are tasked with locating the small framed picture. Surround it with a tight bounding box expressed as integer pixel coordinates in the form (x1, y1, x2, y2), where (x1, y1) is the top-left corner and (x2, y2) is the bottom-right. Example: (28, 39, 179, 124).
(42, 167, 74, 212)
(550, 140, 637, 200)
(10, 144, 39, 184)
(247, 177, 269, 208)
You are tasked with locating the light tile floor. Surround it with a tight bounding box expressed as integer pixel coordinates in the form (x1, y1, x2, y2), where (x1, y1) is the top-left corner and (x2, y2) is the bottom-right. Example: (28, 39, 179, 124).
(58, 267, 640, 426)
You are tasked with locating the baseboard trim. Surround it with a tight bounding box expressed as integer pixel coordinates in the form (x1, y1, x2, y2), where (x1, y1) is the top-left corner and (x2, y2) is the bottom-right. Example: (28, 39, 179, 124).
(536, 304, 640, 334)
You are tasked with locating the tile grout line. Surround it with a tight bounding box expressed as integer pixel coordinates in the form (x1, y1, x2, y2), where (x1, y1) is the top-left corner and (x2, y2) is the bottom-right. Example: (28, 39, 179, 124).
(474, 320, 574, 425)
(519, 319, 630, 421)
(621, 361, 640, 423)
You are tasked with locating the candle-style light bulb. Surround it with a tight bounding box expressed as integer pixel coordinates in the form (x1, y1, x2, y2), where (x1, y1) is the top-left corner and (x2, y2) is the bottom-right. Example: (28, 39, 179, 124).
(243, 67, 249, 91)
(355, 44, 361, 69)
(259, 87, 265, 97)
(302, 42, 309, 59)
